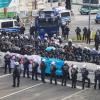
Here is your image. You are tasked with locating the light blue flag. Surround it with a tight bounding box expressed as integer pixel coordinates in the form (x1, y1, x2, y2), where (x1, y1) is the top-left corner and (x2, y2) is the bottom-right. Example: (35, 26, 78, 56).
(0, 0, 12, 8)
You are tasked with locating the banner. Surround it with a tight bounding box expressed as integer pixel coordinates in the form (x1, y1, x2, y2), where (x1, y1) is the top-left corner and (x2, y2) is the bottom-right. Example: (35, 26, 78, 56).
(0, 0, 12, 8)
(0, 52, 98, 83)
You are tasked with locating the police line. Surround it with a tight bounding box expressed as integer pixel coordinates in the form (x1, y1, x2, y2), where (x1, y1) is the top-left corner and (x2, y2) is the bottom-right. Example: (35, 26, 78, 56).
(0, 52, 98, 83)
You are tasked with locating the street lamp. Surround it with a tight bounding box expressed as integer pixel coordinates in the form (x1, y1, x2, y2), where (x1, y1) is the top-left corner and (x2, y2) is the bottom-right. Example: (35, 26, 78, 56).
(88, 0, 92, 30)
(32, 0, 37, 10)
(50, 0, 53, 7)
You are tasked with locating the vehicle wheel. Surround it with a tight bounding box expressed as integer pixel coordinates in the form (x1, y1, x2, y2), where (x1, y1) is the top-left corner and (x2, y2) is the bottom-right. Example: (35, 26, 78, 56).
(96, 21, 98, 24)
(86, 12, 89, 15)
(80, 12, 83, 15)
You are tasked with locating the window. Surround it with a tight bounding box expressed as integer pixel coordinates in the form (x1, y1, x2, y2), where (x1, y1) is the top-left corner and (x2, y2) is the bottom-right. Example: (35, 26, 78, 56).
(83, 0, 99, 4)
(38, 18, 58, 27)
(61, 12, 70, 17)
(1, 21, 13, 28)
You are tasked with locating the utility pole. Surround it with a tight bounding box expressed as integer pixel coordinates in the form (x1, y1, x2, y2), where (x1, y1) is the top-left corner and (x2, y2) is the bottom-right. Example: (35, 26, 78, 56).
(34, 0, 37, 9)
(32, 0, 37, 10)
(65, 0, 71, 10)
(58, 0, 62, 6)
(50, 0, 53, 7)
(88, 0, 92, 30)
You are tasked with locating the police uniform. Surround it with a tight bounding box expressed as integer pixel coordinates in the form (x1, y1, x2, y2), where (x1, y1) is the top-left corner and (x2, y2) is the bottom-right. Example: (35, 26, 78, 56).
(23, 55, 30, 78)
(32, 60, 39, 80)
(75, 27, 81, 40)
(4, 52, 11, 74)
(81, 64, 90, 89)
(12, 62, 21, 87)
(50, 62, 57, 85)
(40, 59, 46, 83)
(94, 67, 100, 89)
(71, 65, 78, 88)
(61, 61, 70, 86)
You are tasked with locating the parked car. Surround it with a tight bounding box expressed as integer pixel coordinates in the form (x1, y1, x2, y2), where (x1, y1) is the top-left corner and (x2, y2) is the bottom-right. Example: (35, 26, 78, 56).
(95, 12, 100, 23)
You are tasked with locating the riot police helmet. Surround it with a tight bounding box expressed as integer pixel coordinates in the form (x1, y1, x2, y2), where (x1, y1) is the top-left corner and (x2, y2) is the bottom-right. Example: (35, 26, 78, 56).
(45, 33, 48, 37)
(6, 51, 10, 55)
(44, 37, 47, 41)
(14, 62, 19, 66)
(64, 61, 68, 64)
(37, 36, 41, 40)
(51, 61, 56, 65)
(24, 54, 28, 58)
(53, 34, 56, 37)
(96, 66, 100, 70)
(58, 35, 61, 39)
(73, 65, 77, 69)
(16, 54, 20, 58)
(42, 59, 46, 62)
(68, 39, 72, 42)
(83, 64, 87, 68)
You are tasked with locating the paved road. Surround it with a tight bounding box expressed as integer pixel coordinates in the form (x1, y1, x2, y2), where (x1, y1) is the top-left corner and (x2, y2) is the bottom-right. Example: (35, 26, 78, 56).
(0, 68, 100, 100)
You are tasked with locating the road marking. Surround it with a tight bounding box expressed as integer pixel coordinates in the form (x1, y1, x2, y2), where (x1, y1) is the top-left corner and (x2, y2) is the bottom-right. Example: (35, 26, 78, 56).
(0, 83, 43, 100)
(37, 77, 82, 90)
(61, 88, 88, 100)
(0, 74, 12, 78)
(0, 73, 82, 89)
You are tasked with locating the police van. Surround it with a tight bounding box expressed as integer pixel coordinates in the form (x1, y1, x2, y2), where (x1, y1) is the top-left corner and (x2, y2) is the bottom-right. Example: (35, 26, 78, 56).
(0, 19, 20, 33)
(52, 7, 71, 25)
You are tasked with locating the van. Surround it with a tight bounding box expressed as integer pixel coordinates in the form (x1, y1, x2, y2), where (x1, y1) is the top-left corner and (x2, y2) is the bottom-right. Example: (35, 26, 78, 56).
(95, 12, 100, 23)
(53, 7, 71, 25)
(0, 19, 20, 33)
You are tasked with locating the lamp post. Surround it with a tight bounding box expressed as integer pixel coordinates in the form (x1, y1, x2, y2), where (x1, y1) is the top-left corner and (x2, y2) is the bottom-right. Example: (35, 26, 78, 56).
(32, 0, 37, 10)
(50, 0, 53, 7)
(58, 0, 62, 6)
(88, 0, 92, 30)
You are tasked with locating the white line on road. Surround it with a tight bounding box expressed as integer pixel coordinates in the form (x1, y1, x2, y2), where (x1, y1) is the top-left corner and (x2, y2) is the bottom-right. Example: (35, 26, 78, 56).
(0, 74, 12, 78)
(0, 83, 43, 100)
(0, 73, 82, 89)
(38, 77, 82, 90)
(61, 88, 88, 100)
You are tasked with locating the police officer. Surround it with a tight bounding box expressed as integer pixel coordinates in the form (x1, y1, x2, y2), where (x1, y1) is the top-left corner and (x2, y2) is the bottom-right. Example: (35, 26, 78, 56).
(20, 25, 25, 34)
(63, 25, 70, 40)
(81, 64, 90, 89)
(23, 55, 30, 78)
(75, 27, 81, 40)
(40, 59, 46, 83)
(32, 59, 39, 80)
(61, 61, 70, 86)
(94, 30, 100, 50)
(87, 28, 91, 44)
(12, 62, 21, 87)
(94, 66, 100, 90)
(4, 51, 11, 74)
(83, 27, 87, 41)
(71, 65, 78, 88)
(50, 62, 57, 85)
(29, 25, 36, 37)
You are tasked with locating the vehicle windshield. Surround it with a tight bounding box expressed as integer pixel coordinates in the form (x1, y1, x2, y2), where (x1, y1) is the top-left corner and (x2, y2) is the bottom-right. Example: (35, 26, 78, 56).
(39, 11, 54, 17)
(38, 18, 58, 27)
(1, 21, 13, 28)
(82, 6, 98, 10)
(82, 0, 99, 9)
(83, 0, 99, 4)
(61, 12, 70, 17)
